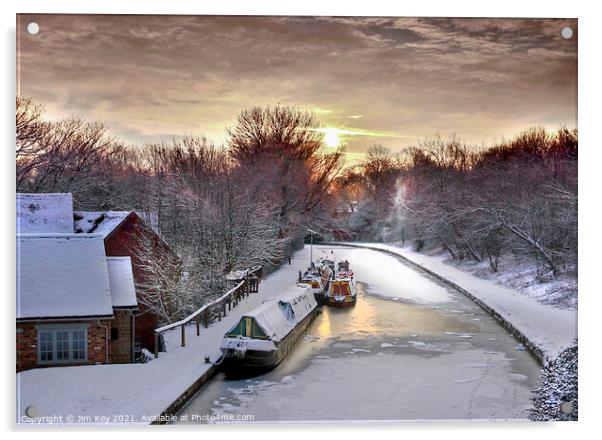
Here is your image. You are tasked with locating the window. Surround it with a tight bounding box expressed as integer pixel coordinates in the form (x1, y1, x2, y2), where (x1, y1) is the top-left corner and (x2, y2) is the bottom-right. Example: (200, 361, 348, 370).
(250, 320, 268, 339)
(72, 330, 87, 360)
(226, 317, 268, 340)
(37, 326, 88, 364)
(39, 331, 53, 362)
(55, 330, 69, 361)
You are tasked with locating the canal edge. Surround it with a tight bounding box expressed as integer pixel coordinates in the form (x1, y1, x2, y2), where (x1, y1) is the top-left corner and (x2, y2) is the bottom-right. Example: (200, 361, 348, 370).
(326, 242, 547, 366)
(151, 363, 220, 425)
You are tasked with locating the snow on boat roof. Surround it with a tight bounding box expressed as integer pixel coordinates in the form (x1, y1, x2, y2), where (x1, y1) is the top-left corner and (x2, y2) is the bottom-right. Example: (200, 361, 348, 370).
(17, 233, 114, 319)
(73, 211, 132, 238)
(106, 257, 138, 308)
(17, 193, 74, 234)
(238, 284, 316, 341)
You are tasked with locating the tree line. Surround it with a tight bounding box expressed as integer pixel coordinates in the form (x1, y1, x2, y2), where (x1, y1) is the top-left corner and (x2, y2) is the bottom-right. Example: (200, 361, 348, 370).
(337, 128, 577, 279)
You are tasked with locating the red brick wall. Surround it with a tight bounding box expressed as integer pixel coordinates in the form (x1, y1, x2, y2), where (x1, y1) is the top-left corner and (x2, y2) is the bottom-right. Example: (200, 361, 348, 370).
(103, 213, 180, 351)
(16, 320, 112, 372)
(110, 310, 133, 364)
(133, 308, 158, 351)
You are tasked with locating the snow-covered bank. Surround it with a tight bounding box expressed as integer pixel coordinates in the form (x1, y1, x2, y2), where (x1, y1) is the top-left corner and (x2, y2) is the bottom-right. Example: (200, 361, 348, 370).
(531, 341, 578, 421)
(17, 247, 313, 425)
(427, 250, 576, 309)
(333, 242, 576, 363)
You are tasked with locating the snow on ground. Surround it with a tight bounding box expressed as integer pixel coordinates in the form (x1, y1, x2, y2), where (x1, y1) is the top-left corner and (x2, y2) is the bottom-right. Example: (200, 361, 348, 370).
(17, 247, 314, 425)
(341, 242, 576, 361)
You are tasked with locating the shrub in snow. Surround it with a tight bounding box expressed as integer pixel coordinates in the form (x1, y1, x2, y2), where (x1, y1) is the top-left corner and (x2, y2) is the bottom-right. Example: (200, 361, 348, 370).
(530, 340, 577, 421)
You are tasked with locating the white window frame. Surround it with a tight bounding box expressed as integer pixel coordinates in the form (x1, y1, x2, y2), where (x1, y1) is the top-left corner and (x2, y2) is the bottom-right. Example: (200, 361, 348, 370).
(36, 324, 89, 365)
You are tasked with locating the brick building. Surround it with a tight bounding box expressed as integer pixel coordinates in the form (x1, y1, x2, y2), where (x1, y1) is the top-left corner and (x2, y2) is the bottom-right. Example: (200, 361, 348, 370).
(16, 194, 138, 371)
(74, 211, 180, 351)
(16, 234, 137, 371)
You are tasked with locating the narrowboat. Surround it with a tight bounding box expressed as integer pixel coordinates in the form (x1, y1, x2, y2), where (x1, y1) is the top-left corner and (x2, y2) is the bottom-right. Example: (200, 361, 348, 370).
(219, 284, 318, 375)
(299, 263, 332, 304)
(326, 276, 357, 308)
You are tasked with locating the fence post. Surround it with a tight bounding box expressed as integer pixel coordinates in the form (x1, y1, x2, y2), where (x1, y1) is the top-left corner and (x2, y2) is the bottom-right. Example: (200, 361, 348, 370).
(204, 308, 210, 328)
(181, 324, 186, 347)
(196, 317, 200, 336)
(154, 332, 159, 358)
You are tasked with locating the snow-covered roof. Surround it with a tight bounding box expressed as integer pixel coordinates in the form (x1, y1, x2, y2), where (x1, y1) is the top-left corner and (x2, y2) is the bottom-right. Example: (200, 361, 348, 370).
(17, 234, 114, 320)
(106, 257, 138, 308)
(242, 284, 316, 341)
(73, 211, 132, 238)
(17, 193, 74, 234)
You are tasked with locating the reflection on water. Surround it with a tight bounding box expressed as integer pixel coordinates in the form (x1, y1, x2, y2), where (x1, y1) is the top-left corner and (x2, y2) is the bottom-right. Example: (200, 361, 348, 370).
(311, 282, 479, 343)
(177, 246, 542, 422)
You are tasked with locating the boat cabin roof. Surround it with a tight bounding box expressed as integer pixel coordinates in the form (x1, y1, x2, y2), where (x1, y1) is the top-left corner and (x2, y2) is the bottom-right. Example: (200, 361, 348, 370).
(227, 284, 316, 341)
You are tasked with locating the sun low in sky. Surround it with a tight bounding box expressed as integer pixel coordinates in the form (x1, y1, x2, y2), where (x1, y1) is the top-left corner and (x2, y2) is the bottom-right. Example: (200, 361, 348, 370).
(314, 126, 417, 151)
(322, 128, 342, 149)
(17, 15, 577, 158)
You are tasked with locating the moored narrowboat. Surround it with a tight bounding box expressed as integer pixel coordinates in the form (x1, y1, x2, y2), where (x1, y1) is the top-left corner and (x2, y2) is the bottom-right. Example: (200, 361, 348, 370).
(326, 277, 357, 308)
(219, 284, 318, 375)
(299, 263, 332, 304)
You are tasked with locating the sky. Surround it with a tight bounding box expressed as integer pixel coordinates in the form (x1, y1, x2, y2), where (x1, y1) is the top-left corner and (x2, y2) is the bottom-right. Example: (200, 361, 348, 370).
(17, 15, 577, 164)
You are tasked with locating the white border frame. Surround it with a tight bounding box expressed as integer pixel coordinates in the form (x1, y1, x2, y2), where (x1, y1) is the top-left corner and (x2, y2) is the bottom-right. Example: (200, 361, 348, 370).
(3, 0, 600, 437)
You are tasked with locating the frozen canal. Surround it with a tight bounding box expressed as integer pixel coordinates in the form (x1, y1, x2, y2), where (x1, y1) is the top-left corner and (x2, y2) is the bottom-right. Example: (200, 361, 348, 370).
(177, 246, 541, 422)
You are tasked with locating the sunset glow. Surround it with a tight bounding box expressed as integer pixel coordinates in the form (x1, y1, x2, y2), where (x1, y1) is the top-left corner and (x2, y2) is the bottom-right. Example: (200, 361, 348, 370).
(322, 127, 342, 148)
(17, 15, 577, 155)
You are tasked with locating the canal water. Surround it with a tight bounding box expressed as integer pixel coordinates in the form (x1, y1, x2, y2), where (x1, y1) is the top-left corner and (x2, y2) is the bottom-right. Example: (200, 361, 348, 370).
(177, 246, 541, 422)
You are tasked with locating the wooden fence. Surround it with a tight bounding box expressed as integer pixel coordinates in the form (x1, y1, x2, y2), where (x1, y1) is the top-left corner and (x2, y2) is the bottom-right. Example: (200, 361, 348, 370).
(153, 265, 263, 358)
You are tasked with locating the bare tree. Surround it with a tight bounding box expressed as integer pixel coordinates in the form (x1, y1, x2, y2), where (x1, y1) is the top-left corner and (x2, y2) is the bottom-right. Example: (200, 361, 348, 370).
(227, 105, 344, 245)
(132, 227, 191, 322)
(16, 97, 126, 209)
